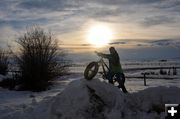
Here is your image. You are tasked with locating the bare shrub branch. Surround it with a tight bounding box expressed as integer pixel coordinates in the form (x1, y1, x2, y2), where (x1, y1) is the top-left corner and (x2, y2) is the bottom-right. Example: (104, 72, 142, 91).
(15, 26, 69, 91)
(0, 49, 9, 75)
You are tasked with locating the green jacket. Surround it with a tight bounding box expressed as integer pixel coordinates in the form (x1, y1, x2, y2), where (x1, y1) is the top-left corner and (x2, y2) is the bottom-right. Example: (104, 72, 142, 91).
(100, 53, 123, 73)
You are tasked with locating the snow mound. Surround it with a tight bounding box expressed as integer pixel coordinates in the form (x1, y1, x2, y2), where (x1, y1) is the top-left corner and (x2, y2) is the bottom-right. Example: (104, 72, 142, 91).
(2, 78, 180, 119)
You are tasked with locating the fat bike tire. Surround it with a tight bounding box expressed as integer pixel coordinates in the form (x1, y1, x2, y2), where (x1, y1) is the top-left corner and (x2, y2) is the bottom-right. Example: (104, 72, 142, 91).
(84, 62, 99, 80)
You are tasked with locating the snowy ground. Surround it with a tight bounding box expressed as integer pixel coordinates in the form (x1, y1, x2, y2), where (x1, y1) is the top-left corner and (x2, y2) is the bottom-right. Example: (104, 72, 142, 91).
(1, 78, 180, 119)
(0, 60, 180, 119)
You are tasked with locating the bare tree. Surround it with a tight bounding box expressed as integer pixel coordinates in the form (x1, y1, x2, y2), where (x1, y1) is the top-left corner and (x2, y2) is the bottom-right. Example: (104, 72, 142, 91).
(15, 26, 69, 91)
(0, 49, 9, 75)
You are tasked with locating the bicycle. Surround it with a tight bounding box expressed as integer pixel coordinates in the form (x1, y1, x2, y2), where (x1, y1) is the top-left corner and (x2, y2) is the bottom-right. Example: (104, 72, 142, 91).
(84, 52, 127, 93)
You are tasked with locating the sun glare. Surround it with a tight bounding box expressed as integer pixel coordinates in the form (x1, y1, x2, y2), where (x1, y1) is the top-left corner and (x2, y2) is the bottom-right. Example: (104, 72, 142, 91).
(87, 24, 113, 47)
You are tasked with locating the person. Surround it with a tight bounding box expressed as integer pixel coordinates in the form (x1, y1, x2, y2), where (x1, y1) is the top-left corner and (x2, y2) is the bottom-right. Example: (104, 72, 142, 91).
(96, 47, 128, 93)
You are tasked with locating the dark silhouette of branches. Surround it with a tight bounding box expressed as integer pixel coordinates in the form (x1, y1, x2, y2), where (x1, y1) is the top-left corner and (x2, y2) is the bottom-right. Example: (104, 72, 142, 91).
(15, 26, 69, 91)
(0, 49, 9, 75)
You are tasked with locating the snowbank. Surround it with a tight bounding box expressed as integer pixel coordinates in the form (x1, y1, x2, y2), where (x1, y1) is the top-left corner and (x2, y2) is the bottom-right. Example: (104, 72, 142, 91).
(1, 78, 180, 119)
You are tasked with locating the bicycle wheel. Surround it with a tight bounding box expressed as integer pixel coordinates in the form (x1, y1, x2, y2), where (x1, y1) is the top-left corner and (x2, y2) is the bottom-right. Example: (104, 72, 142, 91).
(84, 62, 99, 80)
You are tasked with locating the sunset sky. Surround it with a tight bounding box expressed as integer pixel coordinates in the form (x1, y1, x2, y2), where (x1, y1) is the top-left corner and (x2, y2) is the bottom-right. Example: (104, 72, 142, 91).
(0, 0, 180, 60)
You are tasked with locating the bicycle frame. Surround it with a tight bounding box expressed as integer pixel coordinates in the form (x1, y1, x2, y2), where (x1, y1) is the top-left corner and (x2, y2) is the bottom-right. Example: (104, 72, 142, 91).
(97, 58, 110, 79)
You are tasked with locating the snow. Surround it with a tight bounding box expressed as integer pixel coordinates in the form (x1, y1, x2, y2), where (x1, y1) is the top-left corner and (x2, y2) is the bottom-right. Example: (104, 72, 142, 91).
(0, 60, 180, 119)
(1, 78, 180, 119)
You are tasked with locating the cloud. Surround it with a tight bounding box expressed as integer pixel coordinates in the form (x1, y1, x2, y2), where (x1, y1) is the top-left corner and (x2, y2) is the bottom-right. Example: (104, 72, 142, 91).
(0, 18, 48, 29)
(148, 39, 180, 48)
(109, 41, 127, 45)
(1, 0, 180, 28)
(108, 39, 180, 49)
(0, 0, 180, 50)
(17, 0, 79, 11)
(155, 0, 180, 12)
(88, 0, 165, 6)
(0, 0, 87, 35)
(0, 26, 18, 48)
(142, 16, 175, 27)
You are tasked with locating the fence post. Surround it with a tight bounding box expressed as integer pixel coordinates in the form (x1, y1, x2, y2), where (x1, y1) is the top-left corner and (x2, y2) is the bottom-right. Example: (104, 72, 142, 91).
(143, 73, 147, 86)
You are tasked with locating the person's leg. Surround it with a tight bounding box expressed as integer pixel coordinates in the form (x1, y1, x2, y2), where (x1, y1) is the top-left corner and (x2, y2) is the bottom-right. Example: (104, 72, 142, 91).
(107, 72, 114, 84)
(122, 73, 125, 84)
(116, 73, 128, 93)
(118, 84, 128, 93)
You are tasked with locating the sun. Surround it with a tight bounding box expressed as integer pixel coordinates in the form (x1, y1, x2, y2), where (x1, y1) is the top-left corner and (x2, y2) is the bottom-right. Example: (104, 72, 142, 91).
(87, 24, 113, 47)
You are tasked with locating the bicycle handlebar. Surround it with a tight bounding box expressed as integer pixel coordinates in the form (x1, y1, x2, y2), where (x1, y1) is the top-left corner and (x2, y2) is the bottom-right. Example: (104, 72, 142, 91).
(95, 51, 102, 58)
